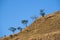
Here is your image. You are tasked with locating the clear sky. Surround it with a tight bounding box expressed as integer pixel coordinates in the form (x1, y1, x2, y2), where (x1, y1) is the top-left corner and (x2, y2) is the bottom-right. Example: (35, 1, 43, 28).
(0, 0, 60, 37)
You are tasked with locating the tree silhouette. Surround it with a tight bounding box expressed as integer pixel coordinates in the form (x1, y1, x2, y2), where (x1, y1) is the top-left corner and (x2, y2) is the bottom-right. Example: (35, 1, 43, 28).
(40, 9, 45, 17)
(9, 27, 16, 34)
(31, 15, 38, 20)
(21, 20, 28, 27)
(17, 26, 22, 32)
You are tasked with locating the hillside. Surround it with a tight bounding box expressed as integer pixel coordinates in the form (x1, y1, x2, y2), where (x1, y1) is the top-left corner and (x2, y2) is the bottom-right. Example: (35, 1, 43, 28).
(1, 11, 60, 40)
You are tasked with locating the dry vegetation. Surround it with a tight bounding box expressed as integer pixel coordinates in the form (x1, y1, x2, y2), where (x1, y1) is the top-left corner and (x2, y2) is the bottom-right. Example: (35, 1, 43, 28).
(1, 11, 60, 40)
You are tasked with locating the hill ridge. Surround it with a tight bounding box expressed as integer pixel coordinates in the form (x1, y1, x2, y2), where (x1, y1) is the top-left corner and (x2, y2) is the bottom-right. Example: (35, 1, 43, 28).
(1, 11, 60, 40)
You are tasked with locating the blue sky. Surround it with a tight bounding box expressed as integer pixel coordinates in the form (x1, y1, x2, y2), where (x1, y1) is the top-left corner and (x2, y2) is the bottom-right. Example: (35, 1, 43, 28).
(0, 0, 60, 37)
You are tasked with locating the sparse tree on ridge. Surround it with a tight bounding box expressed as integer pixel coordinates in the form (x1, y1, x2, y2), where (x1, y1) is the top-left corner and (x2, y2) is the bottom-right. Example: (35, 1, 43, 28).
(9, 27, 16, 34)
(21, 20, 28, 27)
(17, 26, 22, 32)
(40, 9, 45, 17)
(31, 15, 38, 20)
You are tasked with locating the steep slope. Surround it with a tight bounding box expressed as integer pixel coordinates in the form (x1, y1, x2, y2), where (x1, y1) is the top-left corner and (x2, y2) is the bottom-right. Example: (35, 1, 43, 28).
(1, 11, 60, 40)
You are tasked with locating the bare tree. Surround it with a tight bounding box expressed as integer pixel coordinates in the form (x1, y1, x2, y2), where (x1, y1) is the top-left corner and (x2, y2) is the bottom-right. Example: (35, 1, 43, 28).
(31, 15, 38, 20)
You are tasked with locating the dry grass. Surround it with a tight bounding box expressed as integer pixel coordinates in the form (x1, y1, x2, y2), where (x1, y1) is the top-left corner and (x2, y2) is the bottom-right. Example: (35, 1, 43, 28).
(2, 11, 60, 40)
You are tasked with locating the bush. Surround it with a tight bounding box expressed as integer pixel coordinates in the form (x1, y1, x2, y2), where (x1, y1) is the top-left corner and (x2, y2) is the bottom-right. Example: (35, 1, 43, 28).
(10, 35, 13, 38)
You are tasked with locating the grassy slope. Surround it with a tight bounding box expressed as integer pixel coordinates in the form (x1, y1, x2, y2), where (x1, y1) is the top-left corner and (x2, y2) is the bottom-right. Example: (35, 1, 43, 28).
(1, 11, 60, 40)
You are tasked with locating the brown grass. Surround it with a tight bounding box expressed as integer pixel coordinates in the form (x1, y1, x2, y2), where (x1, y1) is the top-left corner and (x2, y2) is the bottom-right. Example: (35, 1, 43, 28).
(2, 11, 60, 40)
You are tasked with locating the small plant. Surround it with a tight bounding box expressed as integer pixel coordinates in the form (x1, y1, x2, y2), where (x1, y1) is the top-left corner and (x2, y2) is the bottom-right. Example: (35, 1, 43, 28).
(17, 26, 23, 32)
(10, 35, 13, 38)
